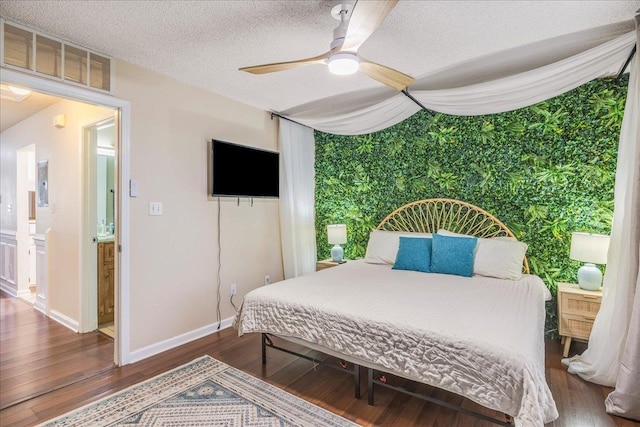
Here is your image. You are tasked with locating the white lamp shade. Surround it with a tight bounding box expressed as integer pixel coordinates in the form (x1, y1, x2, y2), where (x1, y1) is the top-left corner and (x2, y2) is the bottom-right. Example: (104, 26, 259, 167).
(327, 224, 347, 244)
(569, 232, 610, 264)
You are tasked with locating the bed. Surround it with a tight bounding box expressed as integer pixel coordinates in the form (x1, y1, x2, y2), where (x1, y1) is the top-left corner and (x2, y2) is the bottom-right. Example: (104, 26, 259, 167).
(235, 199, 558, 426)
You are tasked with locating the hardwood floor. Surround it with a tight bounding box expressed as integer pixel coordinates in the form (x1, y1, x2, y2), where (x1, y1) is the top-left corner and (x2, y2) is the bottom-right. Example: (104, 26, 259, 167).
(0, 291, 115, 411)
(1, 319, 638, 427)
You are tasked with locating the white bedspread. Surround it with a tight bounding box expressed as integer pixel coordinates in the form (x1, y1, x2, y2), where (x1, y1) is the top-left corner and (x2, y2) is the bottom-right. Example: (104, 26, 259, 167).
(236, 260, 558, 426)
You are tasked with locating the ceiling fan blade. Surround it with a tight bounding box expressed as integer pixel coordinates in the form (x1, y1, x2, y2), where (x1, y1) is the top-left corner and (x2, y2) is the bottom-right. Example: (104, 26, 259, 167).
(359, 58, 413, 90)
(340, 0, 399, 53)
(240, 52, 330, 74)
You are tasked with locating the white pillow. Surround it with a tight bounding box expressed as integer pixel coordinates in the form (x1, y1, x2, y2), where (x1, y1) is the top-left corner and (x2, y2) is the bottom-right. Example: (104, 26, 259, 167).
(437, 229, 527, 280)
(364, 230, 432, 264)
(437, 229, 516, 242)
(474, 238, 528, 280)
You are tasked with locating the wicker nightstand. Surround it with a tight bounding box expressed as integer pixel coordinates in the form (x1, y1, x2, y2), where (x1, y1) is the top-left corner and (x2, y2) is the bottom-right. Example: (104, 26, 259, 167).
(557, 282, 602, 357)
(316, 259, 347, 271)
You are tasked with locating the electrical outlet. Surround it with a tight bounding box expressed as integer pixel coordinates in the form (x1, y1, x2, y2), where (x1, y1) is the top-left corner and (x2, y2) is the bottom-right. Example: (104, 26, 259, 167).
(230, 283, 237, 296)
(264, 275, 270, 285)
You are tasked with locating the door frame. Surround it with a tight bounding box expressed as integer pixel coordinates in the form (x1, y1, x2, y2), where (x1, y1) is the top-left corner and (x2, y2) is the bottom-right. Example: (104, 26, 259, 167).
(80, 113, 116, 334)
(0, 68, 132, 365)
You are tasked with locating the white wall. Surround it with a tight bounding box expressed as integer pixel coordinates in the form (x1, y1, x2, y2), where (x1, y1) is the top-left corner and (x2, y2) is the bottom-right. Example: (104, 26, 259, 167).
(113, 60, 282, 352)
(1, 100, 114, 321)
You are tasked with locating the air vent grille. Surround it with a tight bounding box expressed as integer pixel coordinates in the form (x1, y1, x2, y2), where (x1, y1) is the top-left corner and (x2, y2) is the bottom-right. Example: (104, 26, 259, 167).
(1, 19, 112, 93)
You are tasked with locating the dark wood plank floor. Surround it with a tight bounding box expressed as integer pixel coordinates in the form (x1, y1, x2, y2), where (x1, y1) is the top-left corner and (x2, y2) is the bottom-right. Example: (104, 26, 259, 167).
(0, 291, 115, 411)
(1, 314, 639, 427)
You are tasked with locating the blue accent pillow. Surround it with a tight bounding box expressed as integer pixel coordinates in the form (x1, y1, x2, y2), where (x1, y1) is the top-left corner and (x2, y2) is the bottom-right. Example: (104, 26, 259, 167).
(392, 237, 432, 273)
(431, 234, 478, 277)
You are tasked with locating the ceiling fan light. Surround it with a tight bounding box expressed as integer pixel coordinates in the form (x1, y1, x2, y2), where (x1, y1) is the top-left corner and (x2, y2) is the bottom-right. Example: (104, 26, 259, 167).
(328, 53, 359, 75)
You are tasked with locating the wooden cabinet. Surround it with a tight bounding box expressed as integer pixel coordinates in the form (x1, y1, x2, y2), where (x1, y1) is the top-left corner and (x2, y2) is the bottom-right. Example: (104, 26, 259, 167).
(316, 259, 347, 271)
(98, 242, 115, 325)
(557, 282, 602, 357)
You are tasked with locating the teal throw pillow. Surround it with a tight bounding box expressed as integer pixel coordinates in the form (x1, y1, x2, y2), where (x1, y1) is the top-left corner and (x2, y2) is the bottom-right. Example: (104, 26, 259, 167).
(431, 234, 478, 277)
(392, 237, 432, 273)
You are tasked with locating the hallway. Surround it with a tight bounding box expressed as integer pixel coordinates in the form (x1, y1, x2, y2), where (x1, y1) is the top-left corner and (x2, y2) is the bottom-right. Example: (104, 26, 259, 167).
(0, 291, 115, 410)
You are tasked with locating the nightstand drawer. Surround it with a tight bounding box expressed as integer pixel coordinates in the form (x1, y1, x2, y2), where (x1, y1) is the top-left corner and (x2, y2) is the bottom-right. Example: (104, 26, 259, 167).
(560, 292, 601, 316)
(559, 313, 596, 340)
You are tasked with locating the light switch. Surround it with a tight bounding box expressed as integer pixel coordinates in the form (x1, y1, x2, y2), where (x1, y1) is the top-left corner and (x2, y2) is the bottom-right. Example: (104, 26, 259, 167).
(129, 179, 139, 197)
(149, 202, 163, 216)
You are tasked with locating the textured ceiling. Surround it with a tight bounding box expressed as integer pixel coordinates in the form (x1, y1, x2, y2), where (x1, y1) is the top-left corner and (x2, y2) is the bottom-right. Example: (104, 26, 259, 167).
(0, 1, 638, 113)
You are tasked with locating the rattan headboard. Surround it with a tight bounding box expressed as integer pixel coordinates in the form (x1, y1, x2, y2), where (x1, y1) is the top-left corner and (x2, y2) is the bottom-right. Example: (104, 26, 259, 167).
(376, 198, 529, 274)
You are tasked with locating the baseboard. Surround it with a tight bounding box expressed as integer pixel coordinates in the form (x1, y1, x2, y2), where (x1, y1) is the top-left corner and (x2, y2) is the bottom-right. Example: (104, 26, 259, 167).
(128, 316, 235, 364)
(34, 296, 46, 314)
(16, 288, 32, 298)
(0, 280, 17, 297)
(49, 309, 79, 333)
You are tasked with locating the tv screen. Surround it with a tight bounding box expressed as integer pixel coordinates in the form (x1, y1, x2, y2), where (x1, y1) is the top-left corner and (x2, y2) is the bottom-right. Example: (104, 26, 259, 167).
(210, 139, 279, 198)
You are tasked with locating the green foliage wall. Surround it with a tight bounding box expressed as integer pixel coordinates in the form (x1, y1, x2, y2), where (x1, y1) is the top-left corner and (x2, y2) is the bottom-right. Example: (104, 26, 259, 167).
(314, 76, 628, 337)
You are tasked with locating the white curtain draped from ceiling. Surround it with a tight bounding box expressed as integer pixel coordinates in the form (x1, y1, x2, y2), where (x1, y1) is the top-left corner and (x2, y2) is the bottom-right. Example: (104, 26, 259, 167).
(278, 119, 317, 279)
(281, 21, 635, 135)
(276, 14, 640, 420)
(604, 51, 640, 420)
(563, 13, 640, 421)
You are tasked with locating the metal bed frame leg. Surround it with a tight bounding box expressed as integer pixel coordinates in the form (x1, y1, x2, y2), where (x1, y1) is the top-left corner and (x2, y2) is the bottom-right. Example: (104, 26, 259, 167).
(354, 364, 361, 399)
(367, 368, 374, 405)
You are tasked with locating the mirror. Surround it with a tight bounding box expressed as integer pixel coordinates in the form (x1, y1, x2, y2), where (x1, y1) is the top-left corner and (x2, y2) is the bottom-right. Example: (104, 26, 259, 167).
(96, 120, 115, 236)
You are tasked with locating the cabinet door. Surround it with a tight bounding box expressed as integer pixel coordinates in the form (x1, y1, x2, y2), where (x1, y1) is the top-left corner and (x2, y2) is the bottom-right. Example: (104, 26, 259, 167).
(97, 243, 115, 325)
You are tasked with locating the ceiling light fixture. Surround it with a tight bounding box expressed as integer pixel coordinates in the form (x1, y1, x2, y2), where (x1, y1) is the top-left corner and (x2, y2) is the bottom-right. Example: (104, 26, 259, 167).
(0, 84, 31, 102)
(327, 52, 360, 75)
(8, 86, 31, 96)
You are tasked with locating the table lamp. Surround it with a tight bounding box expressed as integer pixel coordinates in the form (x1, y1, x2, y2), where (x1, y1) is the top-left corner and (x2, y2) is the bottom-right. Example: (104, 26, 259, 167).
(327, 224, 347, 263)
(569, 232, 610, 290)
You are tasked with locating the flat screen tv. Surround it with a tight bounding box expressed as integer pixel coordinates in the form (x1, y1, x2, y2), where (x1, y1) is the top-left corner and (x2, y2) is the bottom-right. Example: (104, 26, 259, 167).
(209, 139, 279, 198)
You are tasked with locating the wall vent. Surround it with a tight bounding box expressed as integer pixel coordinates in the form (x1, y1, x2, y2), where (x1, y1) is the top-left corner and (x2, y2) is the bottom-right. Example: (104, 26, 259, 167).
(1, 19, 113, 93)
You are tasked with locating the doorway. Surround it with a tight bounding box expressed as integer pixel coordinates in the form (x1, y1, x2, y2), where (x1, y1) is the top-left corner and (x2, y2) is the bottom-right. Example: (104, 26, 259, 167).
(1, 66, 131, 365)
(80, 116, 117, 337)
(0, 87, 120, 409)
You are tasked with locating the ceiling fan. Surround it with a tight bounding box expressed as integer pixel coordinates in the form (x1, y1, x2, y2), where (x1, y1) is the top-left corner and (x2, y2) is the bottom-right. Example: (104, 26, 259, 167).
(239, 0, 413, 91)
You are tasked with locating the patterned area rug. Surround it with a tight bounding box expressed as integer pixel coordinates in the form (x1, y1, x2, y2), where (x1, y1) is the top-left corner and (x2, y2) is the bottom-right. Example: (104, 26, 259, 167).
(39, 355, 359, 426)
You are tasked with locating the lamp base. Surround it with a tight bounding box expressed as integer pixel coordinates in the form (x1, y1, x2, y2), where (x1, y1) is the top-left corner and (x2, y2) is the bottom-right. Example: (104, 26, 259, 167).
(577, 263, 602, 291)
(331, 244, 344, 263)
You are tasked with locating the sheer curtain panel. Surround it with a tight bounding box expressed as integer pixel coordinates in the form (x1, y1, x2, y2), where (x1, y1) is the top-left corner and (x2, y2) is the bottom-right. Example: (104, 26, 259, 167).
(280, 21, 635, 135)
(603, 12, 640, 420)
(278, 120, 317, 279)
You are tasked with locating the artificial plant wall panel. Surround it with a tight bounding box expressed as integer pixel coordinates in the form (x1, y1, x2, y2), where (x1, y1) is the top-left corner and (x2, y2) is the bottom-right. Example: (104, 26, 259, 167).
(315, 76, 627, 337)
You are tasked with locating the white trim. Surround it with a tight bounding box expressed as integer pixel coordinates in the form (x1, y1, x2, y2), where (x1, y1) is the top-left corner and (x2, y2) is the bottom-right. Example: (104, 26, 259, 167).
(0, 67, 131, 366)
(0, 281, 17, 297)
(32, 232, 48, 314)
(16, 288, 31, 298)
(0, 231, 18, 295)
(49, 309, 80, 332)
(116, 105, 131, 365)
(128, 317, 235, 364)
